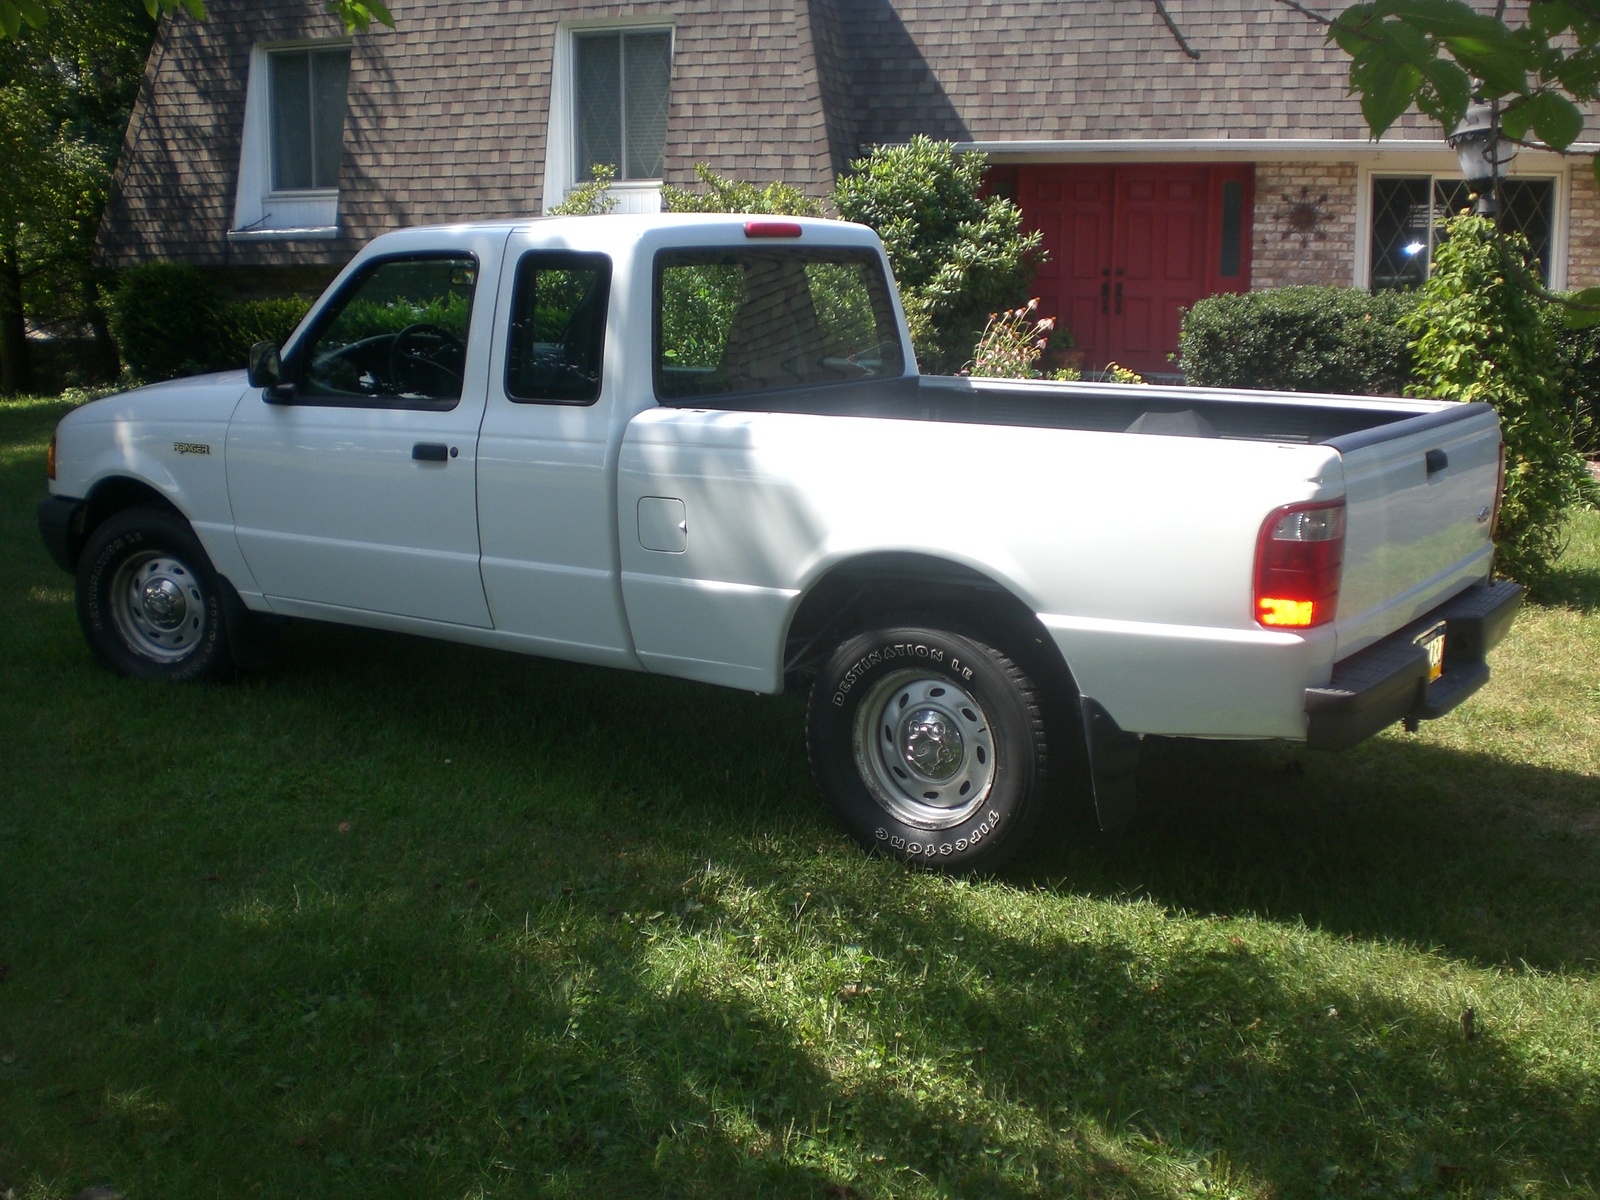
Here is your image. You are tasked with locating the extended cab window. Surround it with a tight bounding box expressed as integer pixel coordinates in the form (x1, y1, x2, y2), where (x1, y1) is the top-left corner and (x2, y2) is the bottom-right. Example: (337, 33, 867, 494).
(654, 247, 904, 402)
(300, 255, 476, 405)
(505, 251, 612, 404)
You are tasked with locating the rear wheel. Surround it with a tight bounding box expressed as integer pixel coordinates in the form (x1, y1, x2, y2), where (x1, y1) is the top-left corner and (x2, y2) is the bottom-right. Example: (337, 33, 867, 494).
(806, 624, 1051, 871)
(75, 507, 231, 681)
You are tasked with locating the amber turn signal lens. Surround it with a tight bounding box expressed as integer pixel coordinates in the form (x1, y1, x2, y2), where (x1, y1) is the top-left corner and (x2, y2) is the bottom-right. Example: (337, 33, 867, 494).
(46, 434, 56, 481)
(1257, 597, 1317, 627)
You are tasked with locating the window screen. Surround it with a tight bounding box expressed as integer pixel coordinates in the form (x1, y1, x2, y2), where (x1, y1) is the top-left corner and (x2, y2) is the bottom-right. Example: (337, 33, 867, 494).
(575, 30, 671, 182)
(505, 251, 612, 404)
(270, 46, 350, 192)
(655, 247, 904, 402)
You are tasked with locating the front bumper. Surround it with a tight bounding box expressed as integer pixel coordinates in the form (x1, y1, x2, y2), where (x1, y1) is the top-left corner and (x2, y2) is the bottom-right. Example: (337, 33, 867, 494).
(37, 494, 85, 574)
(1305, 580, 1522, 750)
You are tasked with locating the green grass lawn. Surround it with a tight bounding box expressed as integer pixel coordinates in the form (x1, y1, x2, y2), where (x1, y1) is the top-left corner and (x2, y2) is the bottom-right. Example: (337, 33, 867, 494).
(2, 392, 1597, 1199)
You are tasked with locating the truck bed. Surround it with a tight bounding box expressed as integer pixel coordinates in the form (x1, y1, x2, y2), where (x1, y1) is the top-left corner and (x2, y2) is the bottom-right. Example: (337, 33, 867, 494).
(659, 371, 1474, 449)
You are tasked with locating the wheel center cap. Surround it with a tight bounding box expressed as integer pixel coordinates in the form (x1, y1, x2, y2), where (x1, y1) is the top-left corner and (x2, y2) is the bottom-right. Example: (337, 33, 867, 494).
(901, 708, 963, 780)
(140, 578, 187, 629)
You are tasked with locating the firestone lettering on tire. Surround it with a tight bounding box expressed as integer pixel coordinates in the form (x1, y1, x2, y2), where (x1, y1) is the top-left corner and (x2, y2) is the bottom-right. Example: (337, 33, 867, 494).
(832, 642, 947, 707)
(876, 810, 1001, 858)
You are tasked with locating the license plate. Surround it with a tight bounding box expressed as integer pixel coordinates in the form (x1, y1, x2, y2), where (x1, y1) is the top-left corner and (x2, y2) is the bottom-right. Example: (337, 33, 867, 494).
(1415, 622, 1446, 683)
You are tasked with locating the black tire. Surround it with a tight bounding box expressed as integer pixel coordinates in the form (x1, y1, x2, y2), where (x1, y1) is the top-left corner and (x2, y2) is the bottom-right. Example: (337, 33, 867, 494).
(806, 623, 1051, 871)
(75, 506, 232, 681)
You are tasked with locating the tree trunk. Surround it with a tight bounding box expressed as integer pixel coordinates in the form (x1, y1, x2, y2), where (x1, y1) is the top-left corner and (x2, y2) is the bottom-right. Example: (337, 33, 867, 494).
(0, 225, 34, 396)
(84, 273, 121, 384)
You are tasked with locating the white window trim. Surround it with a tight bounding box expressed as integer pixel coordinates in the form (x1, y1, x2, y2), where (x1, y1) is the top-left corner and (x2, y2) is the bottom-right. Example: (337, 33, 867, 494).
(543, 19, 673, 216)
(231, 39, 351, 241)
(1355, 159, 1569, 291)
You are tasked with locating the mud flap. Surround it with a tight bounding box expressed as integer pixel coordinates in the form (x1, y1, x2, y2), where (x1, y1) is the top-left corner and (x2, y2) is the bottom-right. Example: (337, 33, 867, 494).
(219, 576, 282, 670)
(1081, 697, 1141, 831)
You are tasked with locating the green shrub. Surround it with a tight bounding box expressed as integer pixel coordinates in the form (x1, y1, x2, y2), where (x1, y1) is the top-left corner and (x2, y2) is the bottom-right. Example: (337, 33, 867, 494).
(548, 164, 620, 216)
(832, 136, 1040, 374)
(1543, 304, 1600, 459)
(106, 262, 221, 381)
(1179, 286, 1420, 395)
(663, 164, 824, 217)
(213, 296, 314, 371)
(1405, 215, 1599, 588)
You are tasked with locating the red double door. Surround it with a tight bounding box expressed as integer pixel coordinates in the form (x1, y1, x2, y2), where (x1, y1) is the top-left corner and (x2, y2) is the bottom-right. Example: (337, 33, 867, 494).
(1014, 164, 1254, 377)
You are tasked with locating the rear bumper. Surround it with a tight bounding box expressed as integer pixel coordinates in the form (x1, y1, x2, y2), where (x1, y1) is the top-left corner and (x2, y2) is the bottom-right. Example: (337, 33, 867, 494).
(1305, 580, 1522, 750)
(37, 494, 85, 574)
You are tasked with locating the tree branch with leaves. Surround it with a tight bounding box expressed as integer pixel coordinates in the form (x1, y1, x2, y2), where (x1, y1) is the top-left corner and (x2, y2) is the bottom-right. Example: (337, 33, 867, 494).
(1279, 0, 1600, 320)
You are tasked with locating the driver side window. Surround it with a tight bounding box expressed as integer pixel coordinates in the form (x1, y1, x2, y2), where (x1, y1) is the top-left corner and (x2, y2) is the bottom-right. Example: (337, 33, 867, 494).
(301, 255, 477, 405)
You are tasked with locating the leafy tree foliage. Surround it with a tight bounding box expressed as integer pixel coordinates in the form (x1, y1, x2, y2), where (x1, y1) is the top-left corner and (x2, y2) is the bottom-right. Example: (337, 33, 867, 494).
(1404, 215, 1599, 587)
(1314, 0, 1600, 321)
(1, 0, 391, 39)
(832, 136, 1040, 373)
(0, 0, 153, 392)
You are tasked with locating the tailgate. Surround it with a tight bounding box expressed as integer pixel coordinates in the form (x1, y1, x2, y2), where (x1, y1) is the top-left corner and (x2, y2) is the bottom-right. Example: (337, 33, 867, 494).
(1328, 402, 1501, 658)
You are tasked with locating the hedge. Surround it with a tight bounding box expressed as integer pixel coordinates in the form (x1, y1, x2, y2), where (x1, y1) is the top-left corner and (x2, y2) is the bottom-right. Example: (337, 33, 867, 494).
(1178, 286, 1421, 396)
(107, 263, 314, 382)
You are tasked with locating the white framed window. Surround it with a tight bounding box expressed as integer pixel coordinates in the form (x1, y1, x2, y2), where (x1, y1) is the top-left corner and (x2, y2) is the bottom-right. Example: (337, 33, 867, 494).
(231, 40, 352, 240)
(544, 22, 673, 215)
(1366, 171, 1561, 290)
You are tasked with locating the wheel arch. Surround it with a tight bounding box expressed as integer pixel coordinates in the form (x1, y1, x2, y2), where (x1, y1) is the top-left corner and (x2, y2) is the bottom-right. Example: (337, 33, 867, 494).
(783, 551, 1080, 708)
(56, 476, 185, 572)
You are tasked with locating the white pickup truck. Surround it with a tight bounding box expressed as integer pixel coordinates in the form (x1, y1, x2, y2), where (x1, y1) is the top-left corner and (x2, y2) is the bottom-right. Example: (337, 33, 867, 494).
(39, 214, 1520, 869)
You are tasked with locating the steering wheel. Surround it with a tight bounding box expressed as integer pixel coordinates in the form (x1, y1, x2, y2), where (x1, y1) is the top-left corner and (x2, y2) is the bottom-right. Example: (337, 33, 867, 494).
(388, 323, 465, 397)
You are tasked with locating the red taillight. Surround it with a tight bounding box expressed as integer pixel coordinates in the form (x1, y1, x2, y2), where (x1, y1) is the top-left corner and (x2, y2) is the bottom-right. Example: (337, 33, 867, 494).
(744, 221, 802, 239)
(46, 434, 56, 481)
(1254, 500, 1345, 628)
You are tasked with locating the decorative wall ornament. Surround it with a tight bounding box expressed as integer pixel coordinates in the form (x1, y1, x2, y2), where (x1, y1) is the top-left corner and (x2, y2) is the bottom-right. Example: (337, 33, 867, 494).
(1279, 186, 1332, 244)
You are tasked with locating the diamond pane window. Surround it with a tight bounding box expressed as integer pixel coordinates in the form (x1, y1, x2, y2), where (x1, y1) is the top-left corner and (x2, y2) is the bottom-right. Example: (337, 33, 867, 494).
(269, 46, 350, 192)
(1370, 175, 1553, 290)
(1370, 177, 1432, 290)
(574, 30, 671, 182)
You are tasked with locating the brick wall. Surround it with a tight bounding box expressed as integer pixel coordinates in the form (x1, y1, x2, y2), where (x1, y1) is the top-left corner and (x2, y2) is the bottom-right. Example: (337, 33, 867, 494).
(1249, 161, 1359, 291)
(1569, 165, 1600, 289)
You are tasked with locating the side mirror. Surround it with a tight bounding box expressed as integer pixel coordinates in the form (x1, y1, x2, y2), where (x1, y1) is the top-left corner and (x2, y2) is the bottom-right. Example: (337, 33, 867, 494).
(247, 341, 282, 388)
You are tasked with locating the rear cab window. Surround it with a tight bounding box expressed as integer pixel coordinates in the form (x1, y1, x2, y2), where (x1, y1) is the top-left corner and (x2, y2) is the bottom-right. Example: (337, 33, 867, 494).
(504, 251, 612, 405)
(654, 247, 904, 403)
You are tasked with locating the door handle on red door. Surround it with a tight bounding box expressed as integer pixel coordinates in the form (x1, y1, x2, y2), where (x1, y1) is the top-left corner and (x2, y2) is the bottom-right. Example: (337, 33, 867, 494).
(1114, 282, 1123, 314)
(1101, 281, 1110, 315)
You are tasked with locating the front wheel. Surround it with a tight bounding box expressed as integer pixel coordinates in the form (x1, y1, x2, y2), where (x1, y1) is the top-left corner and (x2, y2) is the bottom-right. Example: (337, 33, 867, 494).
(75, 507, 232, 681)
(806, 624, 1051, 871)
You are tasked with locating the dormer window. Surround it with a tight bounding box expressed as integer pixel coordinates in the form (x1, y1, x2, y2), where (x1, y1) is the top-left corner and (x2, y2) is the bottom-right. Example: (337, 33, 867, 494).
(544, 24, 673, 215)
(231, 40, 352, 240)
(268, 46, 351, 193)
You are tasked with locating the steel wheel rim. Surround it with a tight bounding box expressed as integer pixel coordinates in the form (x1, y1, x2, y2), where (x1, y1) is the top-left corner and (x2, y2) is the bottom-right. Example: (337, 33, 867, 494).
(852, 669, 996, 829)
(110, 550, 207, 662)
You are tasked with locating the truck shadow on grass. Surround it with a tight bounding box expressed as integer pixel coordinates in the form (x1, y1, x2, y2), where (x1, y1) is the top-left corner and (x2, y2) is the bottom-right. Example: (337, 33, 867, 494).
(1022, 732, 1600, 976)
(262, 615, 1599, 978)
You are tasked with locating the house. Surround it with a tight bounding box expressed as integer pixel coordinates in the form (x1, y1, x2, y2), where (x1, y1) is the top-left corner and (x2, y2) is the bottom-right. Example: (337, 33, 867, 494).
(98, 0, 1600, 375)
